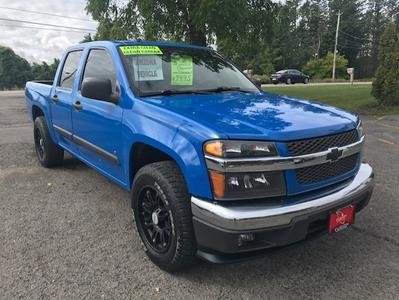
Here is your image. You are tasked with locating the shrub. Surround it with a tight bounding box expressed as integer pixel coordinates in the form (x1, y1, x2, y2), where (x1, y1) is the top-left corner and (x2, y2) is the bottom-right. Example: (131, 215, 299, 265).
(249, 49, 275, 76)
(372, 23, 399, 106)
(303, 52, 348, 79)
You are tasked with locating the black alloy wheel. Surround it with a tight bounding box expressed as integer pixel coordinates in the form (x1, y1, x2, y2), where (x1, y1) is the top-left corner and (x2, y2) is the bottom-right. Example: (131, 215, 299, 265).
(137, 186, 172, 253)
(33, 116, 64, 167)
(131, 161, 197, 271)
(34, 127, 45, 161)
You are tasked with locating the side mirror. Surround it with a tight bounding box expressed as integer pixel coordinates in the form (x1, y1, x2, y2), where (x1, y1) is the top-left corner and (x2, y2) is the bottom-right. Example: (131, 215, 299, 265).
(81, 77, 119, 103)
(252, 79, 262, 89)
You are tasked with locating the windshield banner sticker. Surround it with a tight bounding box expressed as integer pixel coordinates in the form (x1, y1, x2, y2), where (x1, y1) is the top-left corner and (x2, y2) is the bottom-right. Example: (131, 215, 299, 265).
(171, 56, 193, 85)
(120, 45, 163, 55)
(133, 56, 164, 81)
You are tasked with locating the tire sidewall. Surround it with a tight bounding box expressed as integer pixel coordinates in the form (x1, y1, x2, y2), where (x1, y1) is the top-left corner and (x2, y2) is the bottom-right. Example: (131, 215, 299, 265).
(34, 118, 49, 165)
(132, 172, 179, 267)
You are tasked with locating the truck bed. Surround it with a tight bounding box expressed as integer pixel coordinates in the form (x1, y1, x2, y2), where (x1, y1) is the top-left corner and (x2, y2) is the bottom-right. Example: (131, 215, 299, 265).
(32, 80, 53, 86)
(25, 81, 53, 117)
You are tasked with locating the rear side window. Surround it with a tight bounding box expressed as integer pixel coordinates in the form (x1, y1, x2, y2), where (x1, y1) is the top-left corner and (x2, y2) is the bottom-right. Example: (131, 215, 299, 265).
(58, 50, 83, 89)
(81, 49, 117, 93)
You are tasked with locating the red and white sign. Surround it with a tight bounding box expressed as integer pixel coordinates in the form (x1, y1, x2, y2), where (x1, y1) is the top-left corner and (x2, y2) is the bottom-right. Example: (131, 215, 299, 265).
(328, 205, 355, 233)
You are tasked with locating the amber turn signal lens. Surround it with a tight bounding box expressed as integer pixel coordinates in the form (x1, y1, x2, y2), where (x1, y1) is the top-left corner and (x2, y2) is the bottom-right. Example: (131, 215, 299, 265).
(209, 171, 225, 198)
(204, 141, 224, 157)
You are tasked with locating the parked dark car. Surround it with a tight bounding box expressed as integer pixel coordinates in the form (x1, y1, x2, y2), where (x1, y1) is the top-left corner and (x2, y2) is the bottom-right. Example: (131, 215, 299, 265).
(271, 69, 310, 84)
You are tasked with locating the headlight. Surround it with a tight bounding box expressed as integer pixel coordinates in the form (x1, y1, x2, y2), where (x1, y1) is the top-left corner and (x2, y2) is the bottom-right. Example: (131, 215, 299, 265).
(357, 120, 365, 138)
(204, 140, 285, 200)
(204, 140, 278, 158)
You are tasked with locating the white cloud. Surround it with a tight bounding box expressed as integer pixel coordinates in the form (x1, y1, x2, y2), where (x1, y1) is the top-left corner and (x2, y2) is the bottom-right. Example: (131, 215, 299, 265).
(0, 0, 98, 63)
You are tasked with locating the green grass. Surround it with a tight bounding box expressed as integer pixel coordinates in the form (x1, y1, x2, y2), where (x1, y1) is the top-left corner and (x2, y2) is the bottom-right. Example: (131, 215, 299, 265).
(263, 83, 399, 115)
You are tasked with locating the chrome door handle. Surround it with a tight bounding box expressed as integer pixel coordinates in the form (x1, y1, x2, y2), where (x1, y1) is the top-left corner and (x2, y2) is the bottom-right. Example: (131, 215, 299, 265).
(73, 101, 83, 111)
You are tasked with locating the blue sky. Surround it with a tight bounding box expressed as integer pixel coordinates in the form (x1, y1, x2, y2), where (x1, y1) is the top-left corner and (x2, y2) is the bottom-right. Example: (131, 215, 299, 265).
(0, 0, 97, 63)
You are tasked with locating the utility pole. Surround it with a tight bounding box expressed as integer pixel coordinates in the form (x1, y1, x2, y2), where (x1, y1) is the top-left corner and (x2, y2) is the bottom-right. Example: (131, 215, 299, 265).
(332, 10, 341, 80)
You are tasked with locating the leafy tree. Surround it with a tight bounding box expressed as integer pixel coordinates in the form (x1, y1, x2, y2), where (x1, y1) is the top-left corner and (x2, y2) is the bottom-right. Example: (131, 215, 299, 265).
(83, 0, 398, 78)
(272, 0, 301, 70)
(86, 0, 141, 40)
(303, 51, 348, 79)
(250, 49, 275, 75)
(81, 33, 94, 43)
(320, 0, 365, 67)
(216, 0, 276, 70)
(297, 0, 327, 60)
(0, 46, 32, 90)
(372, 22, 399, 105)
(86, 0, 238, 44)
(31, 59, 60, 80)
(0, 46, 60, 89)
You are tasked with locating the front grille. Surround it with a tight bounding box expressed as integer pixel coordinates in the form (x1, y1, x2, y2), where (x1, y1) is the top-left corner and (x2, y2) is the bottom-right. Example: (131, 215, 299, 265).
(287, 130, 358, 156)
(296, 154, 358, 184)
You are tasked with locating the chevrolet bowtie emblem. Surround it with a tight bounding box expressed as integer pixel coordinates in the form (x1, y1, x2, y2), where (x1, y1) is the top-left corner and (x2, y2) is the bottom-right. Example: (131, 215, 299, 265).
(326, 147, 343, 162)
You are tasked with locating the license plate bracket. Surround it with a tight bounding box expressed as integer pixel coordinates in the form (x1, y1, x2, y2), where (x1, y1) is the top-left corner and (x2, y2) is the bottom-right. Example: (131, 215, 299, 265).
(328, 205, 355, 233)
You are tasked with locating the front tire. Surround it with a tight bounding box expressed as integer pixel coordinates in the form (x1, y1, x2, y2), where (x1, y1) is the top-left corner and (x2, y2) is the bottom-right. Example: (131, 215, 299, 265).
(33, 116, 64, 168)
(286, 78, 292, 84)
(131, 161, 197, 272)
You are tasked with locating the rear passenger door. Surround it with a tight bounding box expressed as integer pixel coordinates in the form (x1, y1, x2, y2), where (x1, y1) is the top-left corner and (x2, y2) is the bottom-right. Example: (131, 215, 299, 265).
(51, 50, 83, 149)
(72, 48, 124, 180)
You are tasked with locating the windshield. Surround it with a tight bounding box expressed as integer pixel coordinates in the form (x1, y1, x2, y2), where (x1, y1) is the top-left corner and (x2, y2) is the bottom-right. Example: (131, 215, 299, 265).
(118, 45, 259, 96)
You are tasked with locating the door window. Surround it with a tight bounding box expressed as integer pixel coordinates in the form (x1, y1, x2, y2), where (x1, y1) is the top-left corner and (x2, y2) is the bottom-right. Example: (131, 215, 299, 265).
(81, 49, 117, 94)
(58, 50, 83, 89)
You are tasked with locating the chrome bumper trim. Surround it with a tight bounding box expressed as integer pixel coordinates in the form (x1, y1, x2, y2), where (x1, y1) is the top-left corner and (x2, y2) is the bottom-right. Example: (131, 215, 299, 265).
(191, 163, 374, 231)
(205, 136, 364, 172)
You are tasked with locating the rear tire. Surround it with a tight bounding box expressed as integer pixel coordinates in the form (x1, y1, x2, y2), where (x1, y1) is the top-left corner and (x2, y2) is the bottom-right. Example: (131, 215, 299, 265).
(304, 78, 309, 84)
(33, 116, 64, 168)
(131, 161, 197, 272)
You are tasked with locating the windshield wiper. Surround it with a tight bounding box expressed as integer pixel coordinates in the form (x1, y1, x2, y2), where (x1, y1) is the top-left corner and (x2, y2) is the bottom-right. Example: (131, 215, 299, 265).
(140, 86, 254, 97)
(200, 86, 253, 93)
(140, 89, 209, 97)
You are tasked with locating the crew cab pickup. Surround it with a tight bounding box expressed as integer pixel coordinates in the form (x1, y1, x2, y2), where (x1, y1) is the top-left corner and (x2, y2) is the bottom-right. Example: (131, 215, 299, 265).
(25, 41, 374, 271)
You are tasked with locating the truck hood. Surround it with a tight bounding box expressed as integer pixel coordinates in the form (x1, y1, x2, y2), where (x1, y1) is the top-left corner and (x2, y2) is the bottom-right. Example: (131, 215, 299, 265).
(144, 91, 358, 141)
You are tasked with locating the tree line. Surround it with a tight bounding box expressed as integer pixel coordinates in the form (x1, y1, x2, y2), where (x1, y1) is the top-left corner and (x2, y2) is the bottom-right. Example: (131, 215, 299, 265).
(85, 0, 399, 80)
(0, 46, 59, 90)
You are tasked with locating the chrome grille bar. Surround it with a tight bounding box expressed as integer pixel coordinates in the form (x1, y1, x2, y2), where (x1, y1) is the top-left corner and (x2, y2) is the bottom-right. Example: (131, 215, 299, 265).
(205, 136, 364, 173)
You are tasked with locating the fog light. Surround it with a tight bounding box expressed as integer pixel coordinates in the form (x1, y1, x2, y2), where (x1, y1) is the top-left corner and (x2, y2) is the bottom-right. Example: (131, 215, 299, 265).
(238, 233, 255, 247)
(209, 170, 286, 200)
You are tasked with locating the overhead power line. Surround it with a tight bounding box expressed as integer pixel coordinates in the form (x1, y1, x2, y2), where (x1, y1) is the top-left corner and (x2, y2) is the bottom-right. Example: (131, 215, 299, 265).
(340, 30, 373, 43)
(337, 43, 376, 50)
(0, 17, 96, 32)
(0, 23, 92, 34)
(339, 36, 368, 46)
(0, 5, 97, 22)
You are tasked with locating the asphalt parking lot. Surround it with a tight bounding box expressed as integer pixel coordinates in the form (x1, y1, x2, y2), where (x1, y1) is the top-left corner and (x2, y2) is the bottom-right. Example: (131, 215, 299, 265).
(1, 90, 398, 299)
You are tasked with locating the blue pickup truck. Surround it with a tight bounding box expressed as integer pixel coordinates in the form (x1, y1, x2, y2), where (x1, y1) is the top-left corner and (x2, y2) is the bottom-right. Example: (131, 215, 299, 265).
(25, 41, 374, 271)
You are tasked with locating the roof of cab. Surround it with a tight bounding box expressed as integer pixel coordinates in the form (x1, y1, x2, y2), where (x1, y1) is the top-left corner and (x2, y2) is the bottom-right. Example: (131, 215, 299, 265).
(71, 40, 213, 51)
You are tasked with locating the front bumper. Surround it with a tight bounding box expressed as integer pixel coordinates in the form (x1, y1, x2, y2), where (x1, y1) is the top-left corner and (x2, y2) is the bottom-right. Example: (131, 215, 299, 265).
(191, 163, 374, 260)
